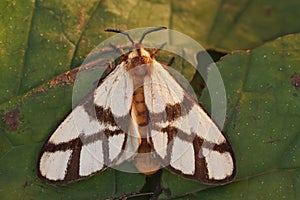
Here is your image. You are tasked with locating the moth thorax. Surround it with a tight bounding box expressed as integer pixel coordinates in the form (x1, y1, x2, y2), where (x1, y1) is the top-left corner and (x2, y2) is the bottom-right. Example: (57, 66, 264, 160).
(127, 55, 153, 77)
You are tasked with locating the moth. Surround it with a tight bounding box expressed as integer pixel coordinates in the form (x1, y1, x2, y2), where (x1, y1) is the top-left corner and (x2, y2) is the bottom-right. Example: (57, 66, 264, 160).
(37, 27, 236, 185)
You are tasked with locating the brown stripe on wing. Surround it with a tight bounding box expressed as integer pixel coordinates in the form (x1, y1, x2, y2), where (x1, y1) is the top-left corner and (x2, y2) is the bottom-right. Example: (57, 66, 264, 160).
(148, 94, 194, 123)
(148, 124, 176, 167)
(63, 138, 83, 182)
(39, 137, 83, 153)
(181, 136, 235, 184)
(37, 138, 84, 184)
(162, 136, 205, 182)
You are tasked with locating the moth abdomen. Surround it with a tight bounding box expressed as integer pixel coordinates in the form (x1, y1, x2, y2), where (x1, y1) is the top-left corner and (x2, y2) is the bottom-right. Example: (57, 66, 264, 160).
(132, 86, 149, 127)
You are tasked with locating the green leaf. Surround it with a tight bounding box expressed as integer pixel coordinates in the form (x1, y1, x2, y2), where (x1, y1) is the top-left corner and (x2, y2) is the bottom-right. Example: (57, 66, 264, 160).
(160, 33, 300, 199)
(1, 1, 300, 199)
(172, 0, 300, 51)
(71, 0, 300, 63)
(0, 0, 99, 104)
(2, 0, 300, 103)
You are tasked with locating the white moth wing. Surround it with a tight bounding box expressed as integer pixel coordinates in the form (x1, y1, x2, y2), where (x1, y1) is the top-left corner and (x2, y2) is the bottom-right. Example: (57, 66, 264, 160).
(94, 62, 133, 117)
(93, 61, 138, 165)
(39, 150, 73, 182)
(38, 62, 134, 184)
(170, 136, 195, 175)
(151, 130, 168, 159)
(114, 118, 140, 165)
(144, 60, 184, 114)
(145, 61, 235, 184)
(166, 104, 235, 183)
(79, 140, 104, 177)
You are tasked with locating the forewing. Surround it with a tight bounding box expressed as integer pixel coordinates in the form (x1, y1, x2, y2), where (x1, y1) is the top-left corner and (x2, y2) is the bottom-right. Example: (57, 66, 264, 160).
(37, 62, 135, 184)
(165, 104, 236, 184)
(145, 61, 236, 184)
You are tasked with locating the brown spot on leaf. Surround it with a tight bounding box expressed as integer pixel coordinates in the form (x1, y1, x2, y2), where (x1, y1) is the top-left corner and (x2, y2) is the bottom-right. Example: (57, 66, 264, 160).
(263, 5, 273, 16)
(22, 181, 29, 189)
(77, 8, 86, 29)
(224, 116, 229, 123)
(3, 108, 20, 132)
(35, 85, 45, 93)
(80, 36, 86, 45)
(49, 68, 79, 87)
(263, 137, 281, 144)
(235, 98, 243, 113)
(235, 104, 241, 113)
(291, 72, 300, 90)
(222, 4, 238, 11)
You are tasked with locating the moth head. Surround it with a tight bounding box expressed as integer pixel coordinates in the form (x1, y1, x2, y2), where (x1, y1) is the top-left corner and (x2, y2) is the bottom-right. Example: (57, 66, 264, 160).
(128, 46, 151, 59)
(126, 46, 153, 76)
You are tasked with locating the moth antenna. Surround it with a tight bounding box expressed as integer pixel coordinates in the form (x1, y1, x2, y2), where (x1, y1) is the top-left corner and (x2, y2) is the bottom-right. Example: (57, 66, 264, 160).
(105, 28, 134, 45)
(138, 26, 167, 44)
